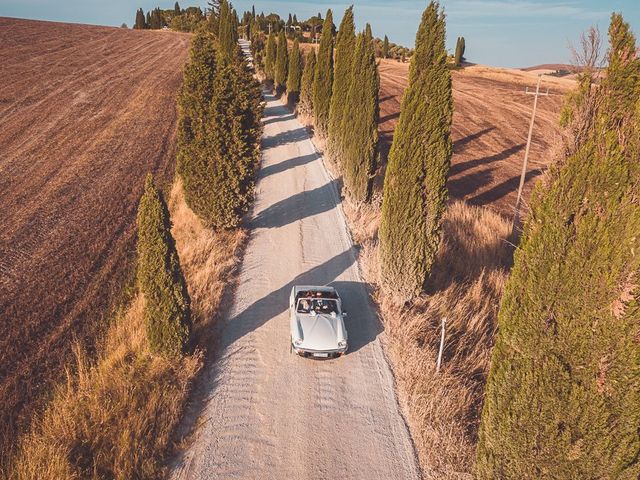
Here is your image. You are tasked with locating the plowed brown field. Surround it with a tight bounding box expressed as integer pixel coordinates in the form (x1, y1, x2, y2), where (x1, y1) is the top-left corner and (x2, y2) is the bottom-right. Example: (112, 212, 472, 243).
(0, 17, 189, 456)
(378, 59, 573, 216)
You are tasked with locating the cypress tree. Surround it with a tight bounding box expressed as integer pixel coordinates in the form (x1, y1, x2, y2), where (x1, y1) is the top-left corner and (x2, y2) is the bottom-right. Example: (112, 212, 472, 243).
(137, 174, 191, 357)
(476, 14, 640, 479)
(264, 31, 277, 81)
(146, 11, 151, 28)
(274, 30, 289, 92)
(286, 38, 303, 102)
(382, 35, 390, 58)
(298, 49, 316, 116)
(174, 2, 181, 16)
(313, 9, 334, 138)
(341, 27, 379, 204)
(218, 0, 237, 63)
(135, 8, 146, 29)
(293, 14, 298, 25)
(327, 6, 356, 163)
(454, 36, 465, 66)
(287, 13, 293, 28)
(379, 1, 452, 300)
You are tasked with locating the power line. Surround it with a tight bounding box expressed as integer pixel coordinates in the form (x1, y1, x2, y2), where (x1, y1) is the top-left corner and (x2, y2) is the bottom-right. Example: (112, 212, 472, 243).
(511, 74, 550, 238)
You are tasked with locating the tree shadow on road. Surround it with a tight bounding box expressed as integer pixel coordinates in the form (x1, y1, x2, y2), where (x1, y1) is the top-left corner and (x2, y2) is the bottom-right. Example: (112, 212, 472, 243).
(251, 181, 338, 229)
(263, 113, 295, 126)
(220, 249, 381, 352)
(259, 152, 319, 179)
(262, 127, 309, 150)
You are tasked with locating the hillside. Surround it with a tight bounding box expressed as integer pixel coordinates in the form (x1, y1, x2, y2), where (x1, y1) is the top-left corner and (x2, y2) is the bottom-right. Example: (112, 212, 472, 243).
(0, 17, 190, 456)
(377, 59, 573, 216)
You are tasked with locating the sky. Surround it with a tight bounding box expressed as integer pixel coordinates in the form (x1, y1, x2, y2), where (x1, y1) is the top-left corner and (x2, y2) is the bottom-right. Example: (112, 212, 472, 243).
(1, 0, 639, 67)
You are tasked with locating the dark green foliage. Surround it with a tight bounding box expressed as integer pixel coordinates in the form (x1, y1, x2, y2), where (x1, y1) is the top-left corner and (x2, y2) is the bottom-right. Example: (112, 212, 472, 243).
(476, 14, 640, 479)
(287, 13, 293, 27)
(146, 11, 151, 27)
(218, 0, 238, 64)
(298, 49, 316, 116)
(176, 32, 263, 229)
(313, 9, 334, 138)
(602, 13, 640, 130)
(327, 6, 356, 162)
(274, 30, 289, 91)
(341, 27, 379, 204)
(454, 36, 465, 66)
(264, 31, 277, 81)
(286, 38, 303, 100)
(137, 175, 191, 357)
(382, 35, 389, 58)
(174, 2, 181, 15)
(379, 1, 452, 300)
(134, 8, 146, 29)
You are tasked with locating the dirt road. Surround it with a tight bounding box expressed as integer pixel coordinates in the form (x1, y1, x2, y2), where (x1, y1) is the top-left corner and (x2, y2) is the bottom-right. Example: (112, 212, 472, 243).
(171, 90, 420, 478)
(0, 18, 189, 450)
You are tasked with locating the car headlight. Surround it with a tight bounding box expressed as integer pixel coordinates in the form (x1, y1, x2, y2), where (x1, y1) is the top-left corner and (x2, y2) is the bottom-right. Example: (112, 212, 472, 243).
(294, 339, 303, 346)
(338, 340, 347, 348)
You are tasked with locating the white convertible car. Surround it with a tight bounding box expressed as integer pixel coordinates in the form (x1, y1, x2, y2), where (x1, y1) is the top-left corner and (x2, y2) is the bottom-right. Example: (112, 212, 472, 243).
(289, 286, 348, 358)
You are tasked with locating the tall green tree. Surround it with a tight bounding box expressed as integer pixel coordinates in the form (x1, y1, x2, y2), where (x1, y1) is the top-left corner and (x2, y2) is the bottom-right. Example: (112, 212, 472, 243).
(174, 2, 181, 16)
(341, 27, 379, 204)
(454, 36, 465, 66)
(134, 8, 146, 29)
(218, 0, 238, 63)
(476, 14, 640, 479)
(298, 49, 316, 116)
(313, 9, 334, 138)
(274, 30, 289, 92)
(327, 6, 356, 163)
(177, 32, 262, 229)
(379, 1, 452, 300)
(286, 38, 303, 101)
(264, 31, 277, 81)
(137, 174, 191, 357)
(382, 35, 390, 58)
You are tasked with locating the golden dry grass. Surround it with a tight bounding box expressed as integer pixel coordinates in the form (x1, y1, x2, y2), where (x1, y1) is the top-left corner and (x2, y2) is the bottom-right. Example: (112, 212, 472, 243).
(7, 180, 246, 480)
(345, 200, 512, 479)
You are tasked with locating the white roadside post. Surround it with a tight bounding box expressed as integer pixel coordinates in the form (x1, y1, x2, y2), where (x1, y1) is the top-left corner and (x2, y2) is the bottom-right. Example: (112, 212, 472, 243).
(436, 317, 447, 373)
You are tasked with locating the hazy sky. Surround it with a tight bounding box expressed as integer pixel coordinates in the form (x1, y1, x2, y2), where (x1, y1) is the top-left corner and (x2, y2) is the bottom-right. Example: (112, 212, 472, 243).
(1, 0, 638, 67)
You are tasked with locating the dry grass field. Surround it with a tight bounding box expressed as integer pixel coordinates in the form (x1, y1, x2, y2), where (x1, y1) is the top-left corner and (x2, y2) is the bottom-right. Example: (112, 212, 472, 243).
(378, 59, 573, 217)
(0, 18, 190, 460)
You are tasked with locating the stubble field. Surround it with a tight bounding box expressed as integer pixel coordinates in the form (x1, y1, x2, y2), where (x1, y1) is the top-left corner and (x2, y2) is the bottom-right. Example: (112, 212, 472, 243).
(377, 59, 573, 216)
(0, 17, 190, 456)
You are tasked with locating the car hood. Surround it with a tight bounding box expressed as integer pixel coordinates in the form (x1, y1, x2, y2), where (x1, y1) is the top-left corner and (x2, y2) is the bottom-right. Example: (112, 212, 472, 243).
(296, 313, 345, 350)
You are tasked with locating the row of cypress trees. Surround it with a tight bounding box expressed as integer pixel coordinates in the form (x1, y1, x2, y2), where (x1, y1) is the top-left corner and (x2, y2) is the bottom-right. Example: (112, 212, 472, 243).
(476, 13, 640, 478)
(325, 8, 380, 204)
(176, 9, 262, 230)
(134, 0, 262, 357)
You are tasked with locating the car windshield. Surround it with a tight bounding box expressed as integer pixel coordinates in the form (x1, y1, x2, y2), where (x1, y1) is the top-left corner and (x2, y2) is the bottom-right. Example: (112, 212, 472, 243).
(297, 298, 338, 314)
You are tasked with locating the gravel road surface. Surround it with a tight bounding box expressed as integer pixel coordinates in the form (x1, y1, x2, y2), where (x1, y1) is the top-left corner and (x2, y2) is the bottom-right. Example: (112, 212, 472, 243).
(170, 77, 420, 479)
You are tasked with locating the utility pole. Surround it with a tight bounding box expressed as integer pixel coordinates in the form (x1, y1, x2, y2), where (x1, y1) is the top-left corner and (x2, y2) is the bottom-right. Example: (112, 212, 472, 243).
(511, 74, 549, 237)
